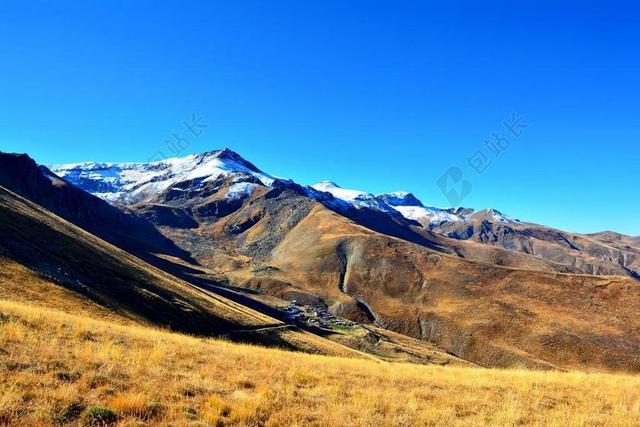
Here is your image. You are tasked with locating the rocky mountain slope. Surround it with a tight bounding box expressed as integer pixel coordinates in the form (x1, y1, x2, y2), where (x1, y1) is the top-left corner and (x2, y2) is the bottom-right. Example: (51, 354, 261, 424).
(308, 180, 639, 279)
(146, 180, 640, 371)
(48, 148, 640, 372)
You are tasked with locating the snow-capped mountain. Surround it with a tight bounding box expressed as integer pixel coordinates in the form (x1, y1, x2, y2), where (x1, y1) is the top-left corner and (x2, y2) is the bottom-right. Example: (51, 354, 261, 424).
(51, 149, 275, 204)
(310, 181, 519, 226)
(310, 181, 397, 213)
(52, 148, 519, 226)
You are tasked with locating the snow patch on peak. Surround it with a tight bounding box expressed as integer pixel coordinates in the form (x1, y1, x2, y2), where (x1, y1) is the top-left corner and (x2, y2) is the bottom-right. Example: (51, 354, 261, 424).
(309, 182, 520, 227)
(314, 180, 341, 188)
(472, 209, 521, 224)
(51, 149, 274, 203)
(310, 181, 399, 213)
(392, 206, 465, 224)
(384, 191, 411, 198)
(312, 181, 366, 202)
(225, 182, 258, 200)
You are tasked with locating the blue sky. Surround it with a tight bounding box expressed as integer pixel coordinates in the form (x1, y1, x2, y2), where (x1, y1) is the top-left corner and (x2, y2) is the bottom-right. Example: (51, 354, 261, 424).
(1, 1, 638, 235)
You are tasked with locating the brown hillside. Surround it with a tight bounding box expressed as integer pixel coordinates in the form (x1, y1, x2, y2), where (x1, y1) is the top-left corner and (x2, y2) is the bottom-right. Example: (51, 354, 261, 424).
(425, 216, 640, 279)
(163, 190, 640, 372)
(29, 152, 640, 373)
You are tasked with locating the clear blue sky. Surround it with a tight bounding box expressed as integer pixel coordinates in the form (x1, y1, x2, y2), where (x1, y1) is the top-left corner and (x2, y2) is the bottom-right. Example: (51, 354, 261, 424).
(1, 1, 638, 235)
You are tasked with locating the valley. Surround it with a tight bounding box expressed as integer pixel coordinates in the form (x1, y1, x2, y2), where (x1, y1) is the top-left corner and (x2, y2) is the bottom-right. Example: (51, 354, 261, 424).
(48, 149, 640, 372)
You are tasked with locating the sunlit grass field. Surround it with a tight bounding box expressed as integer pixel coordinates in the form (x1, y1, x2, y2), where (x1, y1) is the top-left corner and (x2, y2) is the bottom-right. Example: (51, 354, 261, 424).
(2, 299, 640, 426)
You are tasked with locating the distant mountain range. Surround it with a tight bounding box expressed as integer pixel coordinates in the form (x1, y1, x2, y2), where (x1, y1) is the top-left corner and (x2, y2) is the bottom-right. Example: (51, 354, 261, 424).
(52, 148, 639, 279)
(2, 148, 640, 372)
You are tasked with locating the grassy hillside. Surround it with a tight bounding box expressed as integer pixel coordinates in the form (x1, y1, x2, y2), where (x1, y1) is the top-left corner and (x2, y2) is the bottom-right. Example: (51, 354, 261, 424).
(0, 256, 137, 326)
(0, 185, 369, 358)
(2, 299, 640, 426)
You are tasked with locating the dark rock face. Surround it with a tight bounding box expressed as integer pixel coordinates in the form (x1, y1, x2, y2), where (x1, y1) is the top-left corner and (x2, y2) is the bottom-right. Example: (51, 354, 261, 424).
(193, 198, 244, 219)
(137, 204, 199, 229)
(145, 174, 266, 222)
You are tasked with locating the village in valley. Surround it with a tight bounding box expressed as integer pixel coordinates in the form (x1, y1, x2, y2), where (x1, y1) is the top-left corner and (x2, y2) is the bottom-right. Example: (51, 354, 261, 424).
(283, 300, 357, 330)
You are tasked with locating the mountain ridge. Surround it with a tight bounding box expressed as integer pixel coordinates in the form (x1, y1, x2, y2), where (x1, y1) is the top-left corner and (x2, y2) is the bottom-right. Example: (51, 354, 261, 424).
(49, 148, 639, 281)
(50, 148, 634, 238)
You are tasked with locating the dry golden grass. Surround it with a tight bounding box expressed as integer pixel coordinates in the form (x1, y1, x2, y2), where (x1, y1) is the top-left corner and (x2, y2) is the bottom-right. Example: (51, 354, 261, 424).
(2, 299, 640, 426)
(0, 257, 138, 326)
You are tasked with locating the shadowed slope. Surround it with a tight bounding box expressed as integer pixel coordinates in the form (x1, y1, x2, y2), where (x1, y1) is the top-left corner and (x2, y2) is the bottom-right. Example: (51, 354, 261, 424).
(0, 152, 194, 264)
(0, 184, 273, 334)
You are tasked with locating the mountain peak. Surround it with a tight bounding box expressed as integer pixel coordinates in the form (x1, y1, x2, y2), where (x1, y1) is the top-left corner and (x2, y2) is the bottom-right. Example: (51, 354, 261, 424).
(188, 148, 263, 174)
(202, 147, 244, 160)
(313, 180, 341, 189)
(221, 150, 262, 174)
(51, 149, 274, 203)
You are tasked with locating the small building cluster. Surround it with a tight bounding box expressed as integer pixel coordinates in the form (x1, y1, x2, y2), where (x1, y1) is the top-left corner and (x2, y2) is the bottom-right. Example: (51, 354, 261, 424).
(283, 300, 356, 330)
